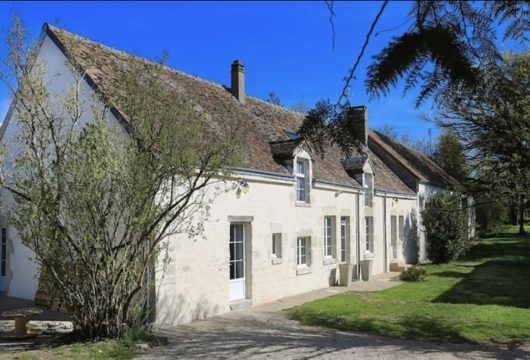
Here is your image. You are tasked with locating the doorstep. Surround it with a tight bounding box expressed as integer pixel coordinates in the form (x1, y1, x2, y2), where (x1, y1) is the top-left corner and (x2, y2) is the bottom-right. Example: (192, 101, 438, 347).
(229, 299, 253, 311)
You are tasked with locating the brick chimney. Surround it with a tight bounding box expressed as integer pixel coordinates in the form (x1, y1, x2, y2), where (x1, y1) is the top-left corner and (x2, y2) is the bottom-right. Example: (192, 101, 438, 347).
(231, 60, 245, 104)
(350, 105, 368, 147)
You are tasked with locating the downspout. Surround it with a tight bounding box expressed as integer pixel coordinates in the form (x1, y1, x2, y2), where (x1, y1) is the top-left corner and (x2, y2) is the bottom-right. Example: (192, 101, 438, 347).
(356, 192, 361, 279)
(382, 191, 388, 273)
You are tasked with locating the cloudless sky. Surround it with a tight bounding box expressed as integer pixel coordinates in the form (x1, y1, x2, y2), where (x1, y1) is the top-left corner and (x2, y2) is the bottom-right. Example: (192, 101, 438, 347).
(0, 1, 515, 141)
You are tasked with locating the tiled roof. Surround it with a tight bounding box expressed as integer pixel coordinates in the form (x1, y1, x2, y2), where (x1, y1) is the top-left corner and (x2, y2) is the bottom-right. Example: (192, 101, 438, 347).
(45, 24, 414, 194)
(369, 130, 465, 191)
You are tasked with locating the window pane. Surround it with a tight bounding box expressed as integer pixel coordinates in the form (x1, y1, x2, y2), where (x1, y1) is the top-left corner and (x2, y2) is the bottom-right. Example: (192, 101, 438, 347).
(235, 241, 244, 260)
(297, 160, 305, 175)
(399, 216, 405, 241)
(235, 260, 244, 278)
(297, 178, 306, 201)
(235, 225, 244, 242)
(340, 218, 347, 262)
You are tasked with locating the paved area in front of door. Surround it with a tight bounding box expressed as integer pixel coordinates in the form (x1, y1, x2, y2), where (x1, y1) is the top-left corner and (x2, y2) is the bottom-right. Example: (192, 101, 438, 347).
(140, 274, 530, 359)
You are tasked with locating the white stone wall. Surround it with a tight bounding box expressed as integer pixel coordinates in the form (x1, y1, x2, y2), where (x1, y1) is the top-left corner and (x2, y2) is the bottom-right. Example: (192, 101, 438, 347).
(0, 33, 123, 299)
(154, 168, 418, 327)
(154, 172, 361, 326)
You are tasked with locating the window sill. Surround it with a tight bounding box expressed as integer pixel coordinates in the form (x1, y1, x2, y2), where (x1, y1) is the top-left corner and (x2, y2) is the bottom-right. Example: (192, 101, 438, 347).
(296, 266, 312, 275)
(323, 257, 336, 265)
(295, 202, 311, 208)
(271, 257, 282, 265)
(364, 252, 375, 259)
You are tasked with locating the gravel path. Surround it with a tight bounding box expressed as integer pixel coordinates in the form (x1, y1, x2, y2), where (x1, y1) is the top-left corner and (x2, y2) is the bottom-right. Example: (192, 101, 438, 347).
(140, 283, 530, 360)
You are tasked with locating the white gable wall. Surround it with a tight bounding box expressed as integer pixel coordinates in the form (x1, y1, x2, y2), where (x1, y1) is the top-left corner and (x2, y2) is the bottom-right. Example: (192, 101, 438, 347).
(0, 33, 124, 299)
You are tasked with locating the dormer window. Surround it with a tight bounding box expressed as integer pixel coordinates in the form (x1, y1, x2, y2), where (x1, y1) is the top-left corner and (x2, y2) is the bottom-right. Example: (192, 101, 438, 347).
(296, 159, 310, 203)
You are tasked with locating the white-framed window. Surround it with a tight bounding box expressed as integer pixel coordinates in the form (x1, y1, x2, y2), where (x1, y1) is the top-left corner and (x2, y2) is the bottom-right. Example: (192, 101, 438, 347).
(324, 216, 335, 258)
(364, 173, 374, 207)
(391, 215, 398, 259)
(365, 216, 374, 253)
(272, 233, 282, 258)
(399, 215, 405, 243)
(297, 237, 311, 266)
(296, 159, 310, 203)
(340, 217, 350, 263)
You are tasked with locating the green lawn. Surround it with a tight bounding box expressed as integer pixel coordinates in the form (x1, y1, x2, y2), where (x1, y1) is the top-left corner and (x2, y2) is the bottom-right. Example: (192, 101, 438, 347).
(287, 225, 530, 344)
(12, 340, 133, 360)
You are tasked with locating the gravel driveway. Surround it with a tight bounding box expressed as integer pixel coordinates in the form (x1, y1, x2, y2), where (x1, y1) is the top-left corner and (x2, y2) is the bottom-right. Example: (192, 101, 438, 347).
(140, 285, 530, 360)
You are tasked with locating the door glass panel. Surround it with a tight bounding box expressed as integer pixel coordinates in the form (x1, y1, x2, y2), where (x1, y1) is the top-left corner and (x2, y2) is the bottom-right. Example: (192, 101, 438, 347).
(235, 261, 244, 278)
(229, 224, 245, 280)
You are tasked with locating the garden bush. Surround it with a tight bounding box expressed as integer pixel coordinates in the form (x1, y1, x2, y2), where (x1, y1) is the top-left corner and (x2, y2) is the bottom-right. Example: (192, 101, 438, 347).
(421, 192, 470, 263)
(399, 266, 426, 281)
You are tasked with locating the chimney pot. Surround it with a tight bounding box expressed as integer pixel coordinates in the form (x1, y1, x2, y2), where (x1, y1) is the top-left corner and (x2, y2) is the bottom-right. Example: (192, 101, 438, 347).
(231, 60, 245, 104)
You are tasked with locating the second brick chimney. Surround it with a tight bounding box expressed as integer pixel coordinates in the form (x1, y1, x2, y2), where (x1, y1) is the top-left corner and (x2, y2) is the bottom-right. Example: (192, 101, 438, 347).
(231, 60, 245, 104)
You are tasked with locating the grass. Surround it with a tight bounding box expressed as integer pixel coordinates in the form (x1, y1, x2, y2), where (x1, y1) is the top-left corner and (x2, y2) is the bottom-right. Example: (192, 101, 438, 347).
(5, 325, 159, 359)
(12, 340, 133, 360)
(287, 225, 530, 344)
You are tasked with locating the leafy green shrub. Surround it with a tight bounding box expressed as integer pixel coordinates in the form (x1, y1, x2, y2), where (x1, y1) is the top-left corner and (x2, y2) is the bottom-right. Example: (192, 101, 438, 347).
(399, 266, 426, 281)
(421, 192, 470, 263)
(475, 199, 507, 235)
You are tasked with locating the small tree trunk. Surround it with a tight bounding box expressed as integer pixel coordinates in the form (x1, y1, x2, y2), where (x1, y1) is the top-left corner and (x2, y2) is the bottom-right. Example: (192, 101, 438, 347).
(519, 197, 527, 235)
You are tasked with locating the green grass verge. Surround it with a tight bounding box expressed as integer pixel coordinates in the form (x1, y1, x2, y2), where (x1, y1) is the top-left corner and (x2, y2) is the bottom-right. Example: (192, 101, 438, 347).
(287, 225, 530, 344)
(15, 340, 133, 360)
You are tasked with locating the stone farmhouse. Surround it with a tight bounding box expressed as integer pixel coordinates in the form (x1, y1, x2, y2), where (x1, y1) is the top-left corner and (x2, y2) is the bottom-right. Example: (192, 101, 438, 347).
(0, 24, 469, 327)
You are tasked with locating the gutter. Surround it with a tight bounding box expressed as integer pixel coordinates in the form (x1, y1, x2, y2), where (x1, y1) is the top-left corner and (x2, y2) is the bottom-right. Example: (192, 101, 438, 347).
(356, 192, 361, 279)
(381, 191, 388, 273)
(375, 189, 416, 200)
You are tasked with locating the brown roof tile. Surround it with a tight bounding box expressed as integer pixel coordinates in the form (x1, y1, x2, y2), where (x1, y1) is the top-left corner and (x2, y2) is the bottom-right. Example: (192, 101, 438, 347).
(45, 24, 414, 194)
(369, 130, 465, 191)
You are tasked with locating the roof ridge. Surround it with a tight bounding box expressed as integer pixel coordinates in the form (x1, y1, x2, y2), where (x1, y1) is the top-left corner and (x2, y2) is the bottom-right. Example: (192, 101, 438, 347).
(46, 24, 230, 91)
(246, 95, 307, 116)
(46, 24, 309, 118)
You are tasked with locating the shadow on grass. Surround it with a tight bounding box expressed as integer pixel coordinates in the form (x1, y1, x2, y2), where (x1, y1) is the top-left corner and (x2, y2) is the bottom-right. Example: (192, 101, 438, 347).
(297, 313, 470, 343)
(434, 259, 530, 308)
(434, 230, 530, 308)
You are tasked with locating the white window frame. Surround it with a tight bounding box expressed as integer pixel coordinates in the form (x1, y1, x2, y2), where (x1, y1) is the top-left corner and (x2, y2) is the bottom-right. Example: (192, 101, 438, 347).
(297, 237, 310, 267)
(340, 217, 350, 263)
(295, 158, 310, 204)
(365, 216, 374, 254)
(391, 215, 398, 259)
(272, 233, 282, 258)
(324, 216, 334, 258)
(398, 215, 405, 243)
(364, 173, 374, 207)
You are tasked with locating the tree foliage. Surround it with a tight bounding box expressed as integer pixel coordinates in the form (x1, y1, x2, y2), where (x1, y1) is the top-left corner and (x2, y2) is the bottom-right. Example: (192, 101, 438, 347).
(302, 1, 528, 159)
(377, 123, 436, 156)
(433, 129, 468, 182)
(422, 192, 470, 264)
(298, 100, 367, 157)
(439, 52, 530, 234)
(266, 92, 282, 106)
(365, 1, 529, 106)
(0, 17, 240, 339)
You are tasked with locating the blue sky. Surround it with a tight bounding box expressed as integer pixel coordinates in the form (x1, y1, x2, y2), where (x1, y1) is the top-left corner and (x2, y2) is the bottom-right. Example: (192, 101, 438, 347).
(0, 1, 497, 141)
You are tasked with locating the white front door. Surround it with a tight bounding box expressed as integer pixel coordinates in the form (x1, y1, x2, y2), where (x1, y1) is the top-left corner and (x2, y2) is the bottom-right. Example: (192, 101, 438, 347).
(0, 228, 7, 292)
(229, 223, 245, 301)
